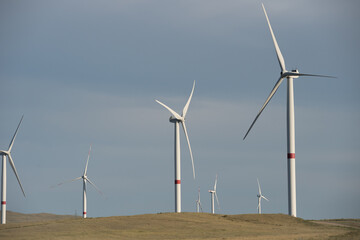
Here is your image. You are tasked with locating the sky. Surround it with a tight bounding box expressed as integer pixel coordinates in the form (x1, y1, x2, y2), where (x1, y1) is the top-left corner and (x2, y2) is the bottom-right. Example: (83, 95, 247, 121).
(0, 0, 359, 220)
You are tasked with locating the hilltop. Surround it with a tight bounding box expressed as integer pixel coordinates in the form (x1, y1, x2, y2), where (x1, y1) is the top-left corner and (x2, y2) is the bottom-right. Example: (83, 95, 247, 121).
(0, 211, 359, 239)
(1, 210, 78, 223)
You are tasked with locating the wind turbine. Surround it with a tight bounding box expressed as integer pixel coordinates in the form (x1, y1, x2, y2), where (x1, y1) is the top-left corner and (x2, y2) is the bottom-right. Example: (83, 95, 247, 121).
(208, 174, 219, 214)
(155, 81, 196, 213)
(196, 187, 203, 213)
(243, 4, 335, 217)
(56, 145, 102, 218)
(0, 116, 26, 224)
(257, 178, 269, 214)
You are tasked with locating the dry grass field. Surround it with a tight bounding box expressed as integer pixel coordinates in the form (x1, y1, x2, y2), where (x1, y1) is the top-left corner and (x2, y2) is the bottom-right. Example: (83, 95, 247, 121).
(0, 211, 359, 240)
(1, 211, 79, 223)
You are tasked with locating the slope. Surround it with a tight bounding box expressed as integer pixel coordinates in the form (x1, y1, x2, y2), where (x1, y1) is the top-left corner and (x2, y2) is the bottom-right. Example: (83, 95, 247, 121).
(0, 212, 359, 240)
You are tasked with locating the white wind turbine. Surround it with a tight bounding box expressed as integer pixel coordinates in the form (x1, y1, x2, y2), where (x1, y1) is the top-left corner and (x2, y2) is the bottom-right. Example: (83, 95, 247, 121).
(243, 4, 335, 217)
(0, 116, 26, 224)
(257, 178, 269, 214)
(56, 145, 102, 218)
(208, 174, 220, 214)
(196, 187, 203, 213)
(155, 81, 196, 213)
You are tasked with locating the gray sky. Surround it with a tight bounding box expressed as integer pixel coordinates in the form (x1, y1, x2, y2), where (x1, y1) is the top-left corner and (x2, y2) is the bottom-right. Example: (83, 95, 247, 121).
(0, 0, 359, 220)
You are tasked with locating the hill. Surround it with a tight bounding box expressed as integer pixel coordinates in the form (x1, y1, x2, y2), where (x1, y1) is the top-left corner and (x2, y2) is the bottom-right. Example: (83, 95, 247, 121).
(0, 212, 359, 240)
(2, 210, 78, 223)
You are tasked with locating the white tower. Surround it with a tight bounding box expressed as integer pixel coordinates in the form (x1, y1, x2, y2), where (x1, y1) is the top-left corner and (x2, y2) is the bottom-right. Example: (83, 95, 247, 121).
(0, 116, 26, 224)
(208, 174, 219, 214)
(156, 81, 196, 213)
(243, 4, 335, 217)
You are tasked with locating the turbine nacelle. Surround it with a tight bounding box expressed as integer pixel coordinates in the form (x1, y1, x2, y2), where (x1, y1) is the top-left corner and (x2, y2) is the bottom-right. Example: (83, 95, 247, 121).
(0, 151, 10, 156)
(281, 69, 300, 79)
(290, 69, 300, 78)
(169, 116, 184, 123)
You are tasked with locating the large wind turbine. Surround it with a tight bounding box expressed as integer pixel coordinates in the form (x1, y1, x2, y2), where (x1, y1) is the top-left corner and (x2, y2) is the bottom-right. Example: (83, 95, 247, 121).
(196, 187, 203, 213)
(57, 145, 102, 218)
(243, 4, 335, 217)
(0, 116, 26, 224)
(257, 178, 269, 214)
(155, 81, 196, 213)
(208, 174, 219, 214)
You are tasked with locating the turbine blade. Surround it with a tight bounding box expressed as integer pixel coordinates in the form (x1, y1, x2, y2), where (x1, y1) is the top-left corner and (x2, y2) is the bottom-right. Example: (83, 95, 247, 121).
(257, 178, 262, 195)
(288, 72, 336, 78)
(8, 115, 24, 152)
(85, 177, 103, 195)
(243, 76, 285, 140)
(52, 176, 82, 188)
(214, 174, 218, 192)
(182, 80, 195, 118)
(155, 100, 182, 119)
(262, 3, 286, 72)
(262, 195, 270, 202)
(181, 121, 195, 179)
(84, 145, 92, 175)
(7, 153, 25, 197)
(215, 192, 220, 210)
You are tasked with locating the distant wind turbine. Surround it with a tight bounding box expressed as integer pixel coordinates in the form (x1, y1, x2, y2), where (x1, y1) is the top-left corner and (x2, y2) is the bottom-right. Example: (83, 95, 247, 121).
(0, 116, 26, 224)
(196, 187, 203, 213)
(155, 81, 196, 213)
(257, 178, 269, 214)
(56, 145, 102, 218)
(243, 4, 335, 217)
(208, 174, 220, 214)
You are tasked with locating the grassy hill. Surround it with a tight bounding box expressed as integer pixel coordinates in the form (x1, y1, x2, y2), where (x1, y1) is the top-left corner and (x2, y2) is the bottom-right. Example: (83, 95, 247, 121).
(0, 211, 359, 240)
(2, 210, 78, 223)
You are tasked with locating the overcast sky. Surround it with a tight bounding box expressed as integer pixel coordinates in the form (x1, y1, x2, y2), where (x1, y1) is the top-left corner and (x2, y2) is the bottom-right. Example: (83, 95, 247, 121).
(0, 0, 359, 220)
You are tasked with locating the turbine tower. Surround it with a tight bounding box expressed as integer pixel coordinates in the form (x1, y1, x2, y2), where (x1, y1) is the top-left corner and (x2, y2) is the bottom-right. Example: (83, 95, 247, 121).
(208, 174, 219, 214)
(56, 145, 102, 218)
(155, 81, 196, 213)
(257, 178, 269, 214)
(0, 116, 26, 224)
(196, 187, 203, 213)
(243, 4, 335, 217)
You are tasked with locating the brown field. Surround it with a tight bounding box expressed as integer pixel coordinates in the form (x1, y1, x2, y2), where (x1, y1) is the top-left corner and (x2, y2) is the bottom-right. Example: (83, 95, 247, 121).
(0, 211, 359, 240)
(1, 211, 79, 223)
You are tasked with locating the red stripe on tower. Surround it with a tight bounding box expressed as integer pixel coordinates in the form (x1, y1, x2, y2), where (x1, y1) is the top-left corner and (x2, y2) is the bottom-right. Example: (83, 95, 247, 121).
(175, 180, 181, 184)
(288, 153, 295, 159)
(1, 201, 6, 205)
(83, 212, 86, 215)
